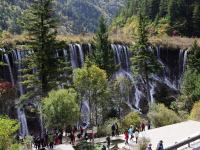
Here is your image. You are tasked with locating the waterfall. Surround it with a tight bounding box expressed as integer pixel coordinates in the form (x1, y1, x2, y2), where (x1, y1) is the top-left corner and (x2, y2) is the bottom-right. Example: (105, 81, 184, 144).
(14, 50, 29, 137)
(69, 44, 77, 68)
(111, 44, 121, 67)
(76, 44, 84, 67)
(183, 50, 188, 72)
(1, 49, 15, 86)
(81, 100, 90, 127)
(150, 83, 156, 104)
(135, 85, 142, 108)
(0, 43, 189, 128)
(69, 44, 84, 68)
(88, 43, 92, 54)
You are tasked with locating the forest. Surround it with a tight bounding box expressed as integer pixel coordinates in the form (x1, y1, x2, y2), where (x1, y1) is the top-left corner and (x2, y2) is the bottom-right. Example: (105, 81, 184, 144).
(112, 0, 200, 37)
(0, 0, 200, 150)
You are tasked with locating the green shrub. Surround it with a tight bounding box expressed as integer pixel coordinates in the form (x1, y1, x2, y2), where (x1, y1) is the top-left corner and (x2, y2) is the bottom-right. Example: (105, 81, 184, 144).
(148, 104, 181, 128)
(190, 101, 200, 121)
(75, 141, 100, 150)
(0, 116, 19, 150)
(139, 137, 150, 150)
(121, 112, 141, 130)
(96, 118, 120, 137)
(8, 144, 20, 150)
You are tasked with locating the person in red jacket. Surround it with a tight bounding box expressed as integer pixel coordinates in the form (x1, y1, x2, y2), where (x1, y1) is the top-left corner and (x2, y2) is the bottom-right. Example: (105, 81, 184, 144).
(124, 130, 129, 145)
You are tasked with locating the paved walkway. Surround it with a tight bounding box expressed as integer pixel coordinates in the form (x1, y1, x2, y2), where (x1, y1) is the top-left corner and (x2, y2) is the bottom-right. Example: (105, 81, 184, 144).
(141, 120, 200, 150)
(95, 120, 200, 150)
(32, 121, 200, 150)
(32, 144, 74, 150)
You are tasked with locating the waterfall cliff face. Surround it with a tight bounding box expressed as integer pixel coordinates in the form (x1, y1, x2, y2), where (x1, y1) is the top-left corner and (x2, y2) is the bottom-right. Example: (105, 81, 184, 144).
(110, 45, 188, 113)
(0, 43, 187, 131)
(0, 49, 29, 137)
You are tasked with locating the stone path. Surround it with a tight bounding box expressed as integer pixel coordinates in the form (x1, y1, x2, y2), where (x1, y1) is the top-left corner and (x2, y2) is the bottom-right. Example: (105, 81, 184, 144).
(32, 121, 200, 150)
(95, 120, 200, 150)
(32, 144, 74, 150)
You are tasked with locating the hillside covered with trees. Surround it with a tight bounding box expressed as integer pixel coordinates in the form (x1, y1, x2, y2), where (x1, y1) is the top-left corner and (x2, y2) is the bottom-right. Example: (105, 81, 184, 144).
(111, 0, 200, 37)
(0, 0, 125, 34)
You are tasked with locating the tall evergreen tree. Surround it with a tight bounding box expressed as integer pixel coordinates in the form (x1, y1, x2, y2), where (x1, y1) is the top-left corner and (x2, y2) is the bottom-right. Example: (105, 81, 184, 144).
(20, 0, 71, 101)
(187, 40, 200, 72)
(93, 16, 117, 78)
(193, 4, 200, 37)
(131, 13, 161, 113)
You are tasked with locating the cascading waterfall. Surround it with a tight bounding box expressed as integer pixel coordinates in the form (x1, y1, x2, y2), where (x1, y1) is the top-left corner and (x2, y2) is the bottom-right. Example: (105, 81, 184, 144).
(111, 45, 188, 109)
(1, 49, 15, 86)
(76, 44, 84, 67)
(0, 43, 189, 132)
(14, 50, 29, 137)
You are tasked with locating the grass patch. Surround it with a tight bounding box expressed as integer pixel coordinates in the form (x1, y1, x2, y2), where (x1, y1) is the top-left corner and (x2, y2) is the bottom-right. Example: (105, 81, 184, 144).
(1, 31, 200, 50)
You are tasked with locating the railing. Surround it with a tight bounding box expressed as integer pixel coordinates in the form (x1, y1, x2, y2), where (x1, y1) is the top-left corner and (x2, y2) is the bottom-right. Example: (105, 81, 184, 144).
(165, 134, 200, 150)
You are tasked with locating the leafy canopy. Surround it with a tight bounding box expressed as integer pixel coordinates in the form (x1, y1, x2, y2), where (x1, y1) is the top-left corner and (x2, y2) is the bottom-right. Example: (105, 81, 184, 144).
(0, 116, 19, 150)
(148, 103, 181, 128)
(42, 89, 80, 129)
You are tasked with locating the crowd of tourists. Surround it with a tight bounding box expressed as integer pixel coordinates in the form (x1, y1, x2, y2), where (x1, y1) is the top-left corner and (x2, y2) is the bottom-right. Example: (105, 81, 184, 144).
(32, 129, 63, 149)
(102, 120, 164, 150)
(17, 120, 165, 150)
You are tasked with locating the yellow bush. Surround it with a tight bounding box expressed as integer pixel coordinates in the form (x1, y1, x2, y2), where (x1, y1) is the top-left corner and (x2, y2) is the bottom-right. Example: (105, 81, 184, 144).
(190, 101, 200, 121)
(121, 112, 141, 130)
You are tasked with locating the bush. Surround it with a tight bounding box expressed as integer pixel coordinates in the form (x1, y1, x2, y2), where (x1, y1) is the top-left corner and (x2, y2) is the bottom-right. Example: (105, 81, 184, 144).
(8, 144, 20, 150)
(96, 118, 120, 137)
(121, 112, 141, 130)
(190, 101, 200, 121)
(139, 137, 150, 150)
(0, 116, 19, 150)
(148, 104, 181, 128)
(75, 141, 100, 150)
(42, 88, 80, 129)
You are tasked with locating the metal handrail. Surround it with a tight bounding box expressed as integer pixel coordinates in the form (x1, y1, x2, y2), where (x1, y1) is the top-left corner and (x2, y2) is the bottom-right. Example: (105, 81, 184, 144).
(165, 134, 200, 150)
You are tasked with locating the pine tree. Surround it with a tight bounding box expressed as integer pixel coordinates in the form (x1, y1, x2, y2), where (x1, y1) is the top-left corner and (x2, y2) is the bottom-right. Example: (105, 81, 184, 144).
(93, 16, 117, 78)
(131, 13, 161, 113)
(187, 40, 200, 72)
(192, 4, 200, 37)
(20, 0, 72, 101)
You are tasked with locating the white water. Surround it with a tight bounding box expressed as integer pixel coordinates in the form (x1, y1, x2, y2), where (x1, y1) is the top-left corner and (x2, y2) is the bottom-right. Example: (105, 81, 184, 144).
(76, 44, 84, 67)
(15, 50, 29, 137)
(0, 44, 189, 133)
(1, 49, 15, 86)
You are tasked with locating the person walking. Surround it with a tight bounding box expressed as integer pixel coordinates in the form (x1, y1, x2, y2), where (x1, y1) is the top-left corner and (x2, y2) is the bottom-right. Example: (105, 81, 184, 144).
(49, 133, 54, 149)
(102, 145, 106, 150)
(36, 136, 41, 150)
(156, 140, 164, 150)
(80, 126, 84, 136)
(141, 122, 145, 131)
(70, 131, 75, 145)
(111, 123, 116, 136)
(147, 120, 151, 130)
(135, 129, 139, 144)
(124, 130, 129, 145)
(58, 131, 63, 144)
(115, 123, 119, 136)
(106, 135, 111, 149)
(128, 125, 134, 141)
(84, 131, 88, 141)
